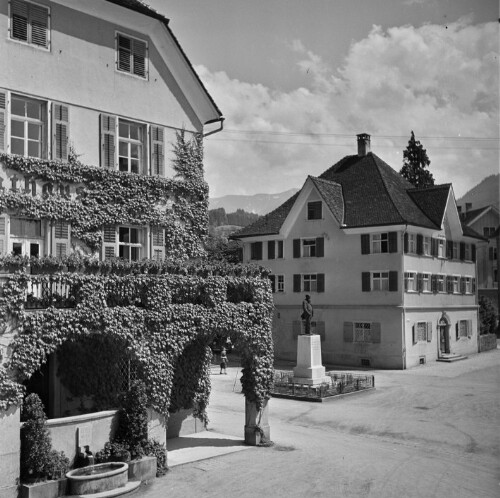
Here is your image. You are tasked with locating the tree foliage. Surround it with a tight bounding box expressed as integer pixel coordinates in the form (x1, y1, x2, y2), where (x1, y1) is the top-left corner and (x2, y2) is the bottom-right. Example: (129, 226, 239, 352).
(400, 131, 434, 189)
(479, 295, 498, 335)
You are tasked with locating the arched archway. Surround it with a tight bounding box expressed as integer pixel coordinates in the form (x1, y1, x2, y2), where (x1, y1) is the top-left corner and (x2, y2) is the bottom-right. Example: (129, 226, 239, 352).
(438, 312, 451, 356)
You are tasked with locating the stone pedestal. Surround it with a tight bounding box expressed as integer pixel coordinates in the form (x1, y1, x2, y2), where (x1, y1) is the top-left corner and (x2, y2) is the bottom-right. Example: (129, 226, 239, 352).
(293, 335, 330, 385)
(244, 398, 270, 446)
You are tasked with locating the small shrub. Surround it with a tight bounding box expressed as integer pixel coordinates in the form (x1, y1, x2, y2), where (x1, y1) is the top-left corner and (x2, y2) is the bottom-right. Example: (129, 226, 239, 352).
(20, 393, 69, 481)
(143, 439, 168, 477)
(95, 441, 131, 463)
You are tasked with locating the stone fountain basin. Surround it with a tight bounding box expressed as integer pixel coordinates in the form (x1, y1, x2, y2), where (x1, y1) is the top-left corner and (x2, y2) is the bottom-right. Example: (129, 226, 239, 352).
(66, 462, 128, 495)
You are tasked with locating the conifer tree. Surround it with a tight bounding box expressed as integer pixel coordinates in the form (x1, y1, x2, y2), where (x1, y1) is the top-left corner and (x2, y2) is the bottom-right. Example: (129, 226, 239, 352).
(400, 131, 434, 188)
(172, 128, 204, 181)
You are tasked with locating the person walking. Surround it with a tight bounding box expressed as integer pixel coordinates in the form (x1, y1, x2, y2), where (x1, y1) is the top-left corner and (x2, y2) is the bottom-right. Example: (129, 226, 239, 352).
(301, 294, 313, 334)
(220, 347, 228, 374)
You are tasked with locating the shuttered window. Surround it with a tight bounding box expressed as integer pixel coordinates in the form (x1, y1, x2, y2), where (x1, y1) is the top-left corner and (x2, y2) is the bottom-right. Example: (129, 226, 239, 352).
(10, 0, 50, 48)
(250, 242, 262, 260)
(117, 33, 148, 78)
(52, 103, 69, 161)
(100, 114, 116, 169)
(0, 217, 6, 254)
(0, 91, 5, 152)
(150, 126, 164, 176)
(151, 227, 165, 261)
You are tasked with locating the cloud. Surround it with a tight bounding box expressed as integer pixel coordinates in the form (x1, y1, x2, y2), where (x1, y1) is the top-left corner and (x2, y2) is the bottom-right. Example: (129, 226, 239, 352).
(199, 19, 498, 200)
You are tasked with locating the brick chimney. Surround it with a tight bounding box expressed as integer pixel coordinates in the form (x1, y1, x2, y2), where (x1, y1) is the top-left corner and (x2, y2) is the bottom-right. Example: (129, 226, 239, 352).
(465, 202, 472, 212)
(357, 133, 371, 156)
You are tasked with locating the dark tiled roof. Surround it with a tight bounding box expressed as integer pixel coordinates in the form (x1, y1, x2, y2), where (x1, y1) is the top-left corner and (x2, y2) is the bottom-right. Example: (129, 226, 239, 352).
(407, 184, 451, 227)
(231, 192, 300, 238)
(105, 0, 223, 120)
(309, 176, 344, 224)
(460, 206, 490, 225)
(232, 152, 458, 238)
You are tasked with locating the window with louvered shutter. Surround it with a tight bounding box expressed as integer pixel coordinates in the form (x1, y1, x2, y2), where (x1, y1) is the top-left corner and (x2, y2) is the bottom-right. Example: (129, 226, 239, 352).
(150, 126, 164, 176)
(10, 0, 49, 48)
(0, 217, 5, 255)
(52, 103, 69, 161)
(53, 221, 70, 258)
(100, 114, 116, 169)
(0, 91, 5, 152)
(103, 226, 115, 243)
(151, 227, 165, 261)
(55, 242, 66, 258)
(267, 241, 275, 260)
(105, 246, 115, 259)
(117, 33, 147, 79)
(54, 221, 68, 239)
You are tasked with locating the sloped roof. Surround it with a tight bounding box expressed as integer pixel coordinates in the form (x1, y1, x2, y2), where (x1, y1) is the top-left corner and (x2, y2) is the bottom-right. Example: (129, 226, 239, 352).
(460, 206, 491, 225)
(106, 0, 223, 121)
(232, 151, 464, 239)
(309, 176, 344, 224)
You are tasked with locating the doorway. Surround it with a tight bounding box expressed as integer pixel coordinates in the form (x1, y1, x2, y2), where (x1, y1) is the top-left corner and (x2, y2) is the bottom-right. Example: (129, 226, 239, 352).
(439, 324, 449, 355)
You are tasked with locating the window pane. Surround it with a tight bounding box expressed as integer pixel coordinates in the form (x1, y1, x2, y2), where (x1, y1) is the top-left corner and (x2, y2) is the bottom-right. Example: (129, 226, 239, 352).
(11, 98, 25, 116)
(11, 138, 24, 155)
(131, 247, 140, 261)
(11, 120, 25, 138)
(119, 122, 129, 138)
(130, 228, 139, 243)
(26, 100, 41, 119)
(118, 157, 128, 172)
(28, 123, 40, 140)
(130, 144, 139, 159)
(119, 245, 129, 260)
(28, 140, 40, 157)
(129, 124, 139, 141)
(119, 141, 128, 156)
(131, 160, 139, 174)
(119, 227, 129, 242)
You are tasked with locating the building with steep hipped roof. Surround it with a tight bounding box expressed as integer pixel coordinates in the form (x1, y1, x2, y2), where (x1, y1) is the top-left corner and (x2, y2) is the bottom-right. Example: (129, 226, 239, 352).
(233, 134, 483, 369)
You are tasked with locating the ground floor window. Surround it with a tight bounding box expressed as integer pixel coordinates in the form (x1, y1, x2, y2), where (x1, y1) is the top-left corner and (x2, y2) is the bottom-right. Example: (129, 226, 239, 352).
(404, 271, 417, 292)
(354, 322, 372, 342)
(372, 272, 389, 291)
(456, 320, 472, 339)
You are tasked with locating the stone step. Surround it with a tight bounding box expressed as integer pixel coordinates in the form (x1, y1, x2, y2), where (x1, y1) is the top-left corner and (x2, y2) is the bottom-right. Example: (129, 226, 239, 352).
(437, 355, 468, 363)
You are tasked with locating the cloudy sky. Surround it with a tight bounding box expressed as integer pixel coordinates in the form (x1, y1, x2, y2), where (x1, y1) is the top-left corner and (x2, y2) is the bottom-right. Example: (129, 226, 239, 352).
(151, 0, 498, 199)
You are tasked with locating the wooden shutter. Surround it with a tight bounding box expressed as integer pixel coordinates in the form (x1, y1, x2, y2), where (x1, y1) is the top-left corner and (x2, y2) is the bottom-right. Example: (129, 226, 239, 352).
(132, 38, 147, 77)
(416, 234, 423, 255)
(389, 271, 398, 292)
(267, 275, 275, 293)
(389, 232, 398, 253)
(0, 216, 6, 254)
(292, 320, 301, 339)
(403, 233, 408, 253)
(277, 240, 283, 258)
(0, 90, 5, 152)
(103, 225, 116, 259)
(362, 272, 371, 292)
(431, 238, 438, 257)
(446, 276, 452, 294)
(100, 114, 116, 169)
(467, 320, 472, 338)
(316, 321, 325, 342)
(431, 274, 437, 294)
(412, 325, 417, 344)
(404, 272, 408, 291)
(293, 274, 301, 293)
(31, 4, 49, 47)
(316, 237, 324, 257)
(455, 322, 459, 340)
(10, 0, 28, 41)
(151, 227, 165, 261)
(254, 242, 263, 260)
(489, 247, 495, 260)
(447, 240, 453, 259)
(52, 103, 69, 161)
(268, 241, 275, 260)
(417, 273, 423, 292)
(293, 239, 300, 258)
(472, 278, 476, 293)
(150, 125, 164, 176)
(52, 221, 70, 258)
(460, 277, 466, 294)
(426, 322, 432, 342)
(471, 244, 476, 262)
(317, 273, 325, 293)
(343, 322, 353, 342)
(361, 234, 370, 254)
(371, 322, 381, 343)
(459, 242, 465, 260)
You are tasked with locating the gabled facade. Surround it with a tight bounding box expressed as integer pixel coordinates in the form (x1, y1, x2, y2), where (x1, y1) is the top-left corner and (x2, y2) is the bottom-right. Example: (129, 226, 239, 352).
(234, 134, 482, 369)
(0, 0, 223, 261)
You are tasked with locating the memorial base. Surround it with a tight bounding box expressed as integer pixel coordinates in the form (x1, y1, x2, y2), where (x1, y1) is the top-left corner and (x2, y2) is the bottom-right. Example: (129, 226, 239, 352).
(293, 335, 328, 386)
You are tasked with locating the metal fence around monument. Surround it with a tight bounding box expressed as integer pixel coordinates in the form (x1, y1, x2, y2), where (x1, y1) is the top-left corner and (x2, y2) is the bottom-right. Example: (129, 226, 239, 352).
(271, 370, 375, 400)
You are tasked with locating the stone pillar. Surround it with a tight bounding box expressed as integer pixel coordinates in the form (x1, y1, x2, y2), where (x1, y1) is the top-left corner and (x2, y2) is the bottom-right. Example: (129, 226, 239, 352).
(293, 334, 330, 385)
(147, 408, 167, 446)
(0, 405, 20, 498)
(244, 398, 270, 446)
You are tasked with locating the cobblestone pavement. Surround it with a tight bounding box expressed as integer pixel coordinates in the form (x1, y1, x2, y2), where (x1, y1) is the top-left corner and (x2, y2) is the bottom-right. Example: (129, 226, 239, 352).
(139, 347, 500, 498)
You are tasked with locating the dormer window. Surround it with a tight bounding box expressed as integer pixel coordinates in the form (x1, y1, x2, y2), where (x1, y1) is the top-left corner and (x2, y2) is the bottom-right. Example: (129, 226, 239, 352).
(116, 33, 148, 79)
(9, 0, 50, 49)
(307, 201, 322, 220)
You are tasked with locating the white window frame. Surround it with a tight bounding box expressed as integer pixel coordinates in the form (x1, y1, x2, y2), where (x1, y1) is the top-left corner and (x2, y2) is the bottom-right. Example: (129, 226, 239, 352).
(422, 273, 431, 293)
(118, 119, 145, 174)
(118, 226, 142, 261)
(458, 320, 471, 339)
(354, 322, 372, 343)
(10, 94, 47, 158)
(437, 239, 445, 258)
(9, 216, 43, 257)
(302, 238, 317, 258)
(405, 271, 417, 292)
(452, 275, 460, 294)
(372, 271, 389, 291)
(303, 274, 317, 292)
(116, 31, 148, 80)
(464, 276, 472, 294)
(437, 274, 445, 293)
(276, 275, 284, 293)
(8, 0, 51, 50)
(307, 201, 322, 220)
(408, 233, 417, 254)
(372, 233, 388, 254)
(423, 236, 431, 256)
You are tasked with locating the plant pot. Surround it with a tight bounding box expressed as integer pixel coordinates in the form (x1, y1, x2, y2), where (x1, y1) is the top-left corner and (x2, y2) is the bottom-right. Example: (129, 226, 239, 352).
(20, 478, 67, 498)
